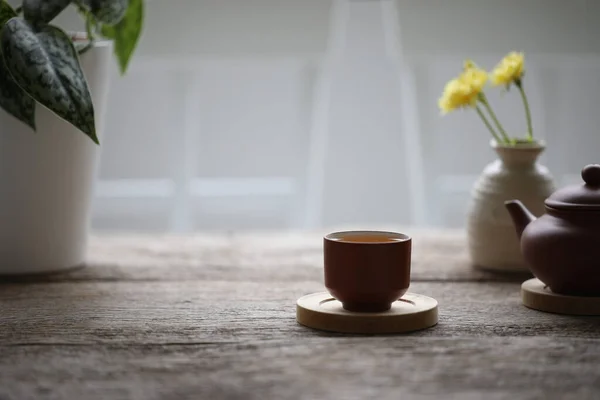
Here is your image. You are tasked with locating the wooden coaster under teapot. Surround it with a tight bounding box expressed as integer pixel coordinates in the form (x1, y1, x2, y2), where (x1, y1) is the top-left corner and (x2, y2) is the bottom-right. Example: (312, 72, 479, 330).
(521, 278, 600, 315)
(506, 164, 600, 313)
(296, 230, 439, 334)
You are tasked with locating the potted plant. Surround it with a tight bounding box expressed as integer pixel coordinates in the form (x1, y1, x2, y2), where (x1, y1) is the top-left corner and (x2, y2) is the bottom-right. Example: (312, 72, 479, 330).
(438, 52, 556, 272)
(0, 0, 143, 275)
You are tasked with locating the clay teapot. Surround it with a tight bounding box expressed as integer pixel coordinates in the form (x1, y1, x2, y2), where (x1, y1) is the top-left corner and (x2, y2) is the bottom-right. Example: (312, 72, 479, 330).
(505, 164, 600, 296)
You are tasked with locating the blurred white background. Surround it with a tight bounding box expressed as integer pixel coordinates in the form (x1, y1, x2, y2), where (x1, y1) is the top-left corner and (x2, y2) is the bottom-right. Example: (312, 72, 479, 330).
(46, 0, 600, 232)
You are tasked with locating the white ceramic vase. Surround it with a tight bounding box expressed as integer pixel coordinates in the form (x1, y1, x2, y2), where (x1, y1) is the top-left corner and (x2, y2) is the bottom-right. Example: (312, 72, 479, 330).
(0, 41, 112, 275)
(466, 139, 556, 272)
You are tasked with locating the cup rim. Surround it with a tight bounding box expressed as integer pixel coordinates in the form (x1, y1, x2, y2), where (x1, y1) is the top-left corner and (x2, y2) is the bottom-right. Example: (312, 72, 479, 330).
(324, 230, 411, 244)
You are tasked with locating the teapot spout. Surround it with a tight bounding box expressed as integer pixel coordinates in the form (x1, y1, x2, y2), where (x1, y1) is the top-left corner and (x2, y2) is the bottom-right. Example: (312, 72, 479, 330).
(504, 200, 536, 240)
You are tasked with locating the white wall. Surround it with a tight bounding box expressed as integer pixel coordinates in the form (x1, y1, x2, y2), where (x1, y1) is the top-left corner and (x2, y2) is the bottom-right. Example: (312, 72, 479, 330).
(7, 0, 600, 231)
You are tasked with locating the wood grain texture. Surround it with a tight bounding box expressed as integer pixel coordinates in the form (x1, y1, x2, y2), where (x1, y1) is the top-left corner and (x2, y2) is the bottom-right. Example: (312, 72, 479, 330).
(2, 278, 600, 399)
(0, 228, 532, 284)
(1, 337, 600, 400)
(1, 230, 598, 400)
(2, 281, 600, 344)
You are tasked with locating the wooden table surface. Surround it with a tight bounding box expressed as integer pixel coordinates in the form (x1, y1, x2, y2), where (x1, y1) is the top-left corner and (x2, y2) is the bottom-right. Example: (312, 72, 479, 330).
(1, 228, 599, 400)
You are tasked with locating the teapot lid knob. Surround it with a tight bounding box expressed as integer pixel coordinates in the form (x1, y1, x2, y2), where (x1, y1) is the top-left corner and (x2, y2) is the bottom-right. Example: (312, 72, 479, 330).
(582, 164, 600, 187)
(546, 163, 600, 210)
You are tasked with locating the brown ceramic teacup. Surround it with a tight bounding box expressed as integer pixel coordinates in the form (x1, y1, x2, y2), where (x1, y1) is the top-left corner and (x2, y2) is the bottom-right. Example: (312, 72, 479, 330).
(324, 230, 411, 312)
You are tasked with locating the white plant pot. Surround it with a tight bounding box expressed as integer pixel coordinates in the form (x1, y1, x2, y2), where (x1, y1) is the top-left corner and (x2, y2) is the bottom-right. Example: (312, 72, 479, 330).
(0, 40, 112, 275)
(466, 139, 556, 272)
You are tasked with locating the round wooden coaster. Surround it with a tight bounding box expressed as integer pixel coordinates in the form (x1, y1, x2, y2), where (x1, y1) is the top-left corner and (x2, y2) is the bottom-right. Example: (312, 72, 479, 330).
(296, 292, 438, 334)
(521, 278, 600, 315)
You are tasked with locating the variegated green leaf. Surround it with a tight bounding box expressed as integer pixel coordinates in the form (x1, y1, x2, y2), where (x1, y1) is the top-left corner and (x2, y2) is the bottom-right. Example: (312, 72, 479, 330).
(80, 0, 128, 25)
(101, 0, 142, 74)
(22, 0, 71, 24)
(1, 18, 98, 143)
(0, 0, 16, 23)
(0, 2, 36, 129)
(0, 49, 36, 130)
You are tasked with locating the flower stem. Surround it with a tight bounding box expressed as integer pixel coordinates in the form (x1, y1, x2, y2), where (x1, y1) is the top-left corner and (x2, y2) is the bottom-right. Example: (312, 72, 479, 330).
(479, 94, 510, 143)
(476, 105, 502, 144)
(516, 79, 533, 141)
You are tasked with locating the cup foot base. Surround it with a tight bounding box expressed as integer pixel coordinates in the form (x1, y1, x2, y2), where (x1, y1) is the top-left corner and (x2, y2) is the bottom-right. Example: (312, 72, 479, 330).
(342, 302, 391, 313)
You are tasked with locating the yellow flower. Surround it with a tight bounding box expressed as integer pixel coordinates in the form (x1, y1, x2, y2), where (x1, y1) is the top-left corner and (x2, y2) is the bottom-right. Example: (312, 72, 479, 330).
(491, 51, 524, 86)
(459, 65, 488, 93)
(438, 62, 488, 114)
(463, 59, 476, 71)
(438, 78, 475, 114)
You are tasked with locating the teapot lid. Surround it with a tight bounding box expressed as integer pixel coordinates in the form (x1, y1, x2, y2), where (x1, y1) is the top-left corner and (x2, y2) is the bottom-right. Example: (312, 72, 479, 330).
(546, 164, 600, 210)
